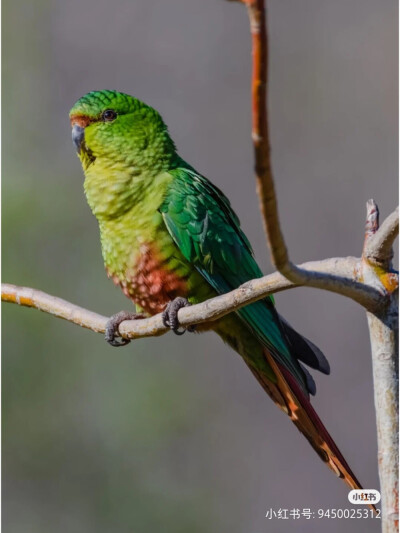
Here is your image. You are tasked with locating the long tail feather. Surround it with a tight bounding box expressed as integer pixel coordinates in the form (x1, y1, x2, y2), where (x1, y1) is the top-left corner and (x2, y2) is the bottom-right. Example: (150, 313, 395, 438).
(251, 348, 377, 512)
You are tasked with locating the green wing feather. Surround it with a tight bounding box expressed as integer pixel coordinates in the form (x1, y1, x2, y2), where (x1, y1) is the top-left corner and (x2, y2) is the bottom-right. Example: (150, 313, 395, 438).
(160, 166, 308, 392)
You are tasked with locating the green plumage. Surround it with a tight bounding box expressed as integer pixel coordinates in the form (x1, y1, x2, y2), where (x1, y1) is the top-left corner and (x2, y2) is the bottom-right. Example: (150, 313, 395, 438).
(69, 89, 322, 394)
(70, 90, 368, 495)
(160, 167, 307, 386)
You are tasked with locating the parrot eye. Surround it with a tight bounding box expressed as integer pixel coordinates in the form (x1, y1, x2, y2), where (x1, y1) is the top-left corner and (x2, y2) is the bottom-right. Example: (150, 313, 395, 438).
(102, 109, 117, 122)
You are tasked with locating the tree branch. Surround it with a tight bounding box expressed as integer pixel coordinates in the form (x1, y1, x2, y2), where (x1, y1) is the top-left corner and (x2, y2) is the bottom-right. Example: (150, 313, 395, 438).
(231, 1, 399, 529)
(244, 0, 290, 273)
(234, 0, 397, 299)
(364, 202, 399, 268)
(361, 201, 399, 295)
(1, 256, 383, 341)
(367, 305, 399, 529)
(361, 201, 399, 531)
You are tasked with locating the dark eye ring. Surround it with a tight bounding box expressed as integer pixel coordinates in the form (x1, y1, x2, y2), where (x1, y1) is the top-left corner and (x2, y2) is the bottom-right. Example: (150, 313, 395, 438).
(102, 109, 117, 122)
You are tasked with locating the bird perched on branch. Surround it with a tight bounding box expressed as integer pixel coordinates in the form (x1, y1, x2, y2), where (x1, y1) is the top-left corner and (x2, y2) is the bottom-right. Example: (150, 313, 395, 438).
(70, 89, 365, 494)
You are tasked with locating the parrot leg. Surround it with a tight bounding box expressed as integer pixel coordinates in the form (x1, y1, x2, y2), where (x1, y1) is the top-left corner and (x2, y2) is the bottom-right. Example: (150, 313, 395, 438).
(162, 297, 195, 335)
(105, 311, 146, 347)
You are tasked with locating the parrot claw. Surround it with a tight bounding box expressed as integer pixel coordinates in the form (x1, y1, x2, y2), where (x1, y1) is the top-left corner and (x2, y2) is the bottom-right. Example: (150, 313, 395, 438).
(162, 297, 196, 335)
(105, 310, 145, 347)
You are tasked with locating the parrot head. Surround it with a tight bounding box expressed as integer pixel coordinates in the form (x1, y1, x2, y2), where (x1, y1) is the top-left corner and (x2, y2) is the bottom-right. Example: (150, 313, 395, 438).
(69, 90, 176, 172)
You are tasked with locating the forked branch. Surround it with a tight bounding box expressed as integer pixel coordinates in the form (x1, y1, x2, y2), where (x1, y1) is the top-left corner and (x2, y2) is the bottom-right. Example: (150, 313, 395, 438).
(362, 200, 399, 531)
(232, 0, 399, 297)
(231, 1, 398, 530)
(364, 203, 399, 268)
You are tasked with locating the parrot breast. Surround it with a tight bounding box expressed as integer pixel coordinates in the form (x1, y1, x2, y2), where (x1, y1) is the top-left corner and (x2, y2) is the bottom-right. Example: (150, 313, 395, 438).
(107, 243, 189, 314)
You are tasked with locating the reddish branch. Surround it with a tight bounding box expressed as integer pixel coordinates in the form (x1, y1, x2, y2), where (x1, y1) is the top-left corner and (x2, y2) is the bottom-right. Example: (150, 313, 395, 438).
(245, 0, 290, 270)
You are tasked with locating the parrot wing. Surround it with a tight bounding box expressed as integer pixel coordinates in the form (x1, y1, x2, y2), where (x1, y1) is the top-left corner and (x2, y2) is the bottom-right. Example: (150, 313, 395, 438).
(160, 166, 326, 395)
(159, 166, 370, 499)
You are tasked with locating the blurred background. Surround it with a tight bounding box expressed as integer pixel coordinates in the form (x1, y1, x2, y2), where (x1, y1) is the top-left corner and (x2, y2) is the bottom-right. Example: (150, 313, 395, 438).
(2, 0, 397, 531)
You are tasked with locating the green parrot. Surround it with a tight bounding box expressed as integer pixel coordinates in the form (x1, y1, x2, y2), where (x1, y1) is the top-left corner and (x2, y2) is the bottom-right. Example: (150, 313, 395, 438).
(70, 90, 363, 493)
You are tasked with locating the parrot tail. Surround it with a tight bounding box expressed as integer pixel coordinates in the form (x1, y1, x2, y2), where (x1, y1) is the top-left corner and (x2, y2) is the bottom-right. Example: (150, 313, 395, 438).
(251, 348, 377, 513)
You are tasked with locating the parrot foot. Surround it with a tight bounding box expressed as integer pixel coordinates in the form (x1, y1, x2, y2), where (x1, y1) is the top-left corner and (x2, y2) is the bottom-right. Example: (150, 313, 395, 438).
(105, 310, 146, 347)
(162, 297, 196, 335)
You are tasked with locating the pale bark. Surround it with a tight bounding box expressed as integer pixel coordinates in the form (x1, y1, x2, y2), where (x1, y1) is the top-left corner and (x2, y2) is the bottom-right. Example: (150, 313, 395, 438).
(0, 256, 381, 340)
(364, 206, 399, 267)
(367, 304, 398, 530)
(361, 201, 399, 532)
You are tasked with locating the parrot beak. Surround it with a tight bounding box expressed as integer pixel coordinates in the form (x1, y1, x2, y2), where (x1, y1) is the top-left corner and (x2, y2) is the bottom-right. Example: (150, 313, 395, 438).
(72, 124, 85, 153)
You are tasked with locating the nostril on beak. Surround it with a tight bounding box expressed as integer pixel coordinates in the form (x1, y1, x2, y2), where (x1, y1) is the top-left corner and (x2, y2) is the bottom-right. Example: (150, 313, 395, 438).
(72, 124, 85, 153)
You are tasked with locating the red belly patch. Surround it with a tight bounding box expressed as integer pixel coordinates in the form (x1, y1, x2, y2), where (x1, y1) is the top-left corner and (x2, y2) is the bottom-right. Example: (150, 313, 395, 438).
(108, 244, 188, 315)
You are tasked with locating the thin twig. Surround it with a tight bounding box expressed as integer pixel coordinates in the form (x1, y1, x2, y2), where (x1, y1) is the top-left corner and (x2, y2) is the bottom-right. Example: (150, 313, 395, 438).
(245, 0, 290, 272)
(364, 203, 399, 267)
(361, 201, 399, 295)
